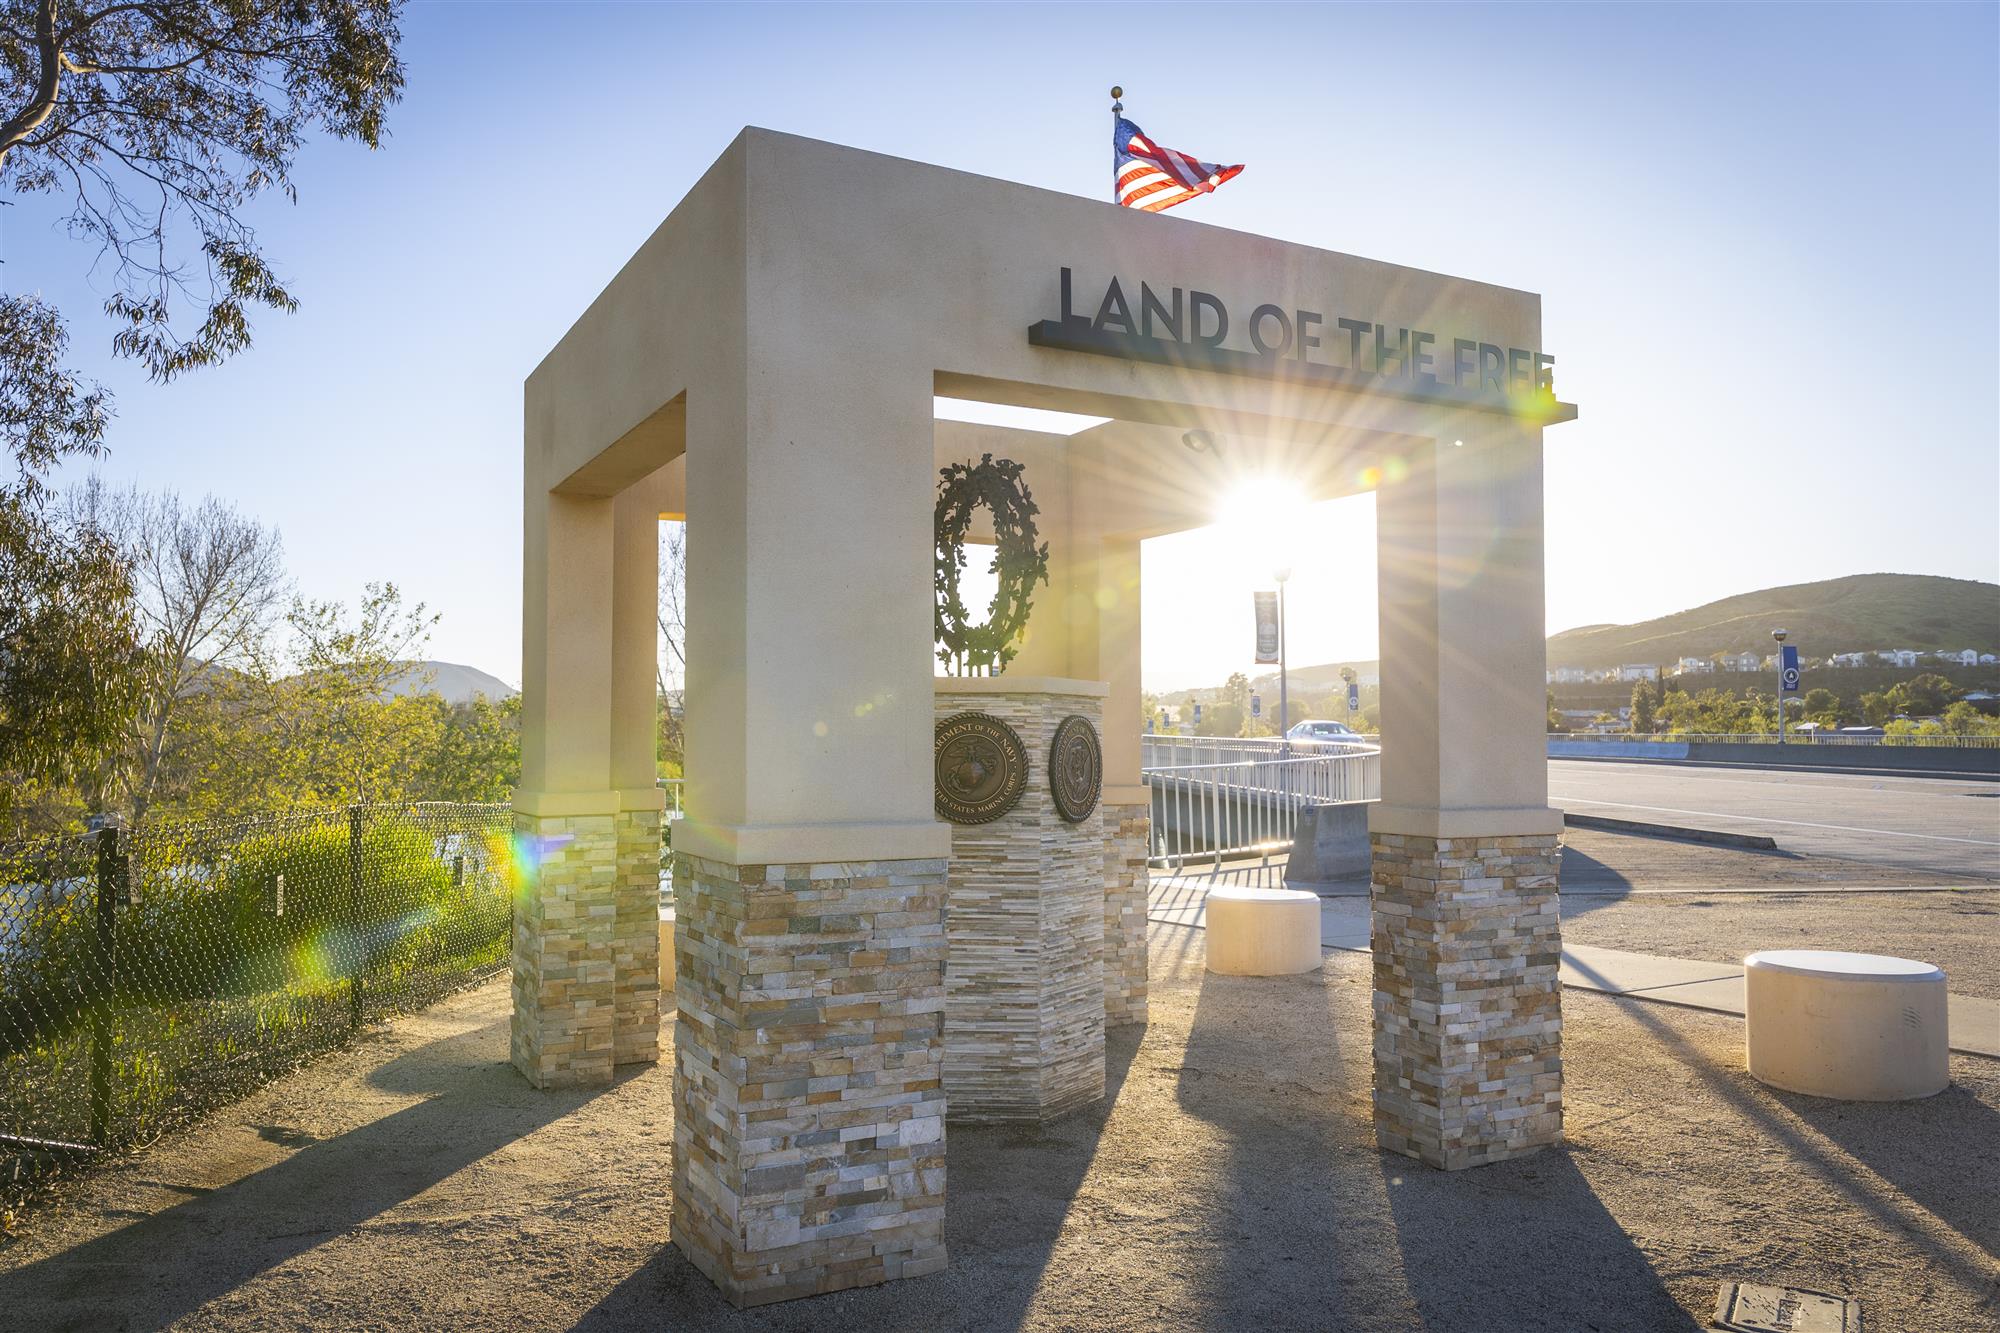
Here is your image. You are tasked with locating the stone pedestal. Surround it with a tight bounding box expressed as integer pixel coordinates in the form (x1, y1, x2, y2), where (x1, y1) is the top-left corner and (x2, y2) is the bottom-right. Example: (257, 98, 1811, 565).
(511, 807, 661, 1088)
(1102, 801, 1150, 1028)
(935, 679, 1106, 1123)
(1370, 830, 1563, 1170)
(670, 851, 950, 1306)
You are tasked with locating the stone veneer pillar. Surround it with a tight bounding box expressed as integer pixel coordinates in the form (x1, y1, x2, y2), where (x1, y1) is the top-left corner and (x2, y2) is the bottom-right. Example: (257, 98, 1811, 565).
(1101, 801, 1150, 1028)
(511, 807, 662, 1088)
(1370, 830, 1564, 1169)
(670, 851, 950, 1306)
(935, 679, 1106, 1122)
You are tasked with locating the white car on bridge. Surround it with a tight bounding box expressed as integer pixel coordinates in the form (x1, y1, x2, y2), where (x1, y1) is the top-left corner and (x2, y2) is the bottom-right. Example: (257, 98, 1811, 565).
(1286, 719, 1363, 750)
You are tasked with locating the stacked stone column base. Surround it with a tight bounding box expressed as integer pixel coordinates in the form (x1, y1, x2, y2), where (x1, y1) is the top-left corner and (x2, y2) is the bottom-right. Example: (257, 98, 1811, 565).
(1102, 802, 1151, 1028)
(511, 808, 662, 1088)
(672, 851, 949, 1307)
(1371, 830, 1563, 1170)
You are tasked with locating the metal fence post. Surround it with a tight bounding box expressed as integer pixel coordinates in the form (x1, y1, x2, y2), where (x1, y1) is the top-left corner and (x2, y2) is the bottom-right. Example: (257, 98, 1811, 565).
(348, 805, 365, 1026)
(89, 825, 120, 1146)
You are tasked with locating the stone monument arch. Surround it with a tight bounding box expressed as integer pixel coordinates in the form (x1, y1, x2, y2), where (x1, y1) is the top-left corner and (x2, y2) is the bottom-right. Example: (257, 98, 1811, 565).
(517, 127, 1576, 1306)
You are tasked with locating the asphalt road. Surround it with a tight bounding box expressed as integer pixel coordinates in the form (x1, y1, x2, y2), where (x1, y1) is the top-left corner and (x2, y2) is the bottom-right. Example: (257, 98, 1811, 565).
(1548, 759, 2000, 882)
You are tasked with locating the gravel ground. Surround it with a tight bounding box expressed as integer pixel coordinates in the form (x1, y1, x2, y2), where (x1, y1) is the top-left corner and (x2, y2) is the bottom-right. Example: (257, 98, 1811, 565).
(2, 923, 1996, 1332)
(1563, 889, 2000, 999)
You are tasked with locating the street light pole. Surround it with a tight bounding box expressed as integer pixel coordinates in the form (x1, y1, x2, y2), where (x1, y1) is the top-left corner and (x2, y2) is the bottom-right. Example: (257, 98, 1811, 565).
(1772, 628, 1788, 745)
(1275, 565, 1292, 757)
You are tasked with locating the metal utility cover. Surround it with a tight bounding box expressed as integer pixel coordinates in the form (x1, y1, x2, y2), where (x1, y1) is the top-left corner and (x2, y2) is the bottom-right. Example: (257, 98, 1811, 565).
(1713, 1282, 1861, 1333)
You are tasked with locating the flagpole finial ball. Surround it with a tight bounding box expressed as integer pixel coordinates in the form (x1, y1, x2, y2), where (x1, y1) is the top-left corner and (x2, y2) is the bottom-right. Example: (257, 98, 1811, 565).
(1110, 86, 1122, 100)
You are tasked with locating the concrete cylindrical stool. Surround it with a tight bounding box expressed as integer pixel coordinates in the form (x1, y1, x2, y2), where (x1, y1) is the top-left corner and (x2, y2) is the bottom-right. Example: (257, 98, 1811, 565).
(1206, 886, 1323, 976)
(1744, 949, 1949, 1101)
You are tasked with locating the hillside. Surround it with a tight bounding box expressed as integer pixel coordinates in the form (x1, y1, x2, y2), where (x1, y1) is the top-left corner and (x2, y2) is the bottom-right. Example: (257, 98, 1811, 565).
(1545, 574, 1999, 669)
(382, 661, 519, 705)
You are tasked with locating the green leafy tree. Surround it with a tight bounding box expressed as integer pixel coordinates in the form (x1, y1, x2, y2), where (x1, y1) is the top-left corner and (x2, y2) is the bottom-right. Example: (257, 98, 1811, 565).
(175, 581, 438, 815)
(0, 0, 405, 825)
(65, 480, 288, 824)
(1938, 701, 2000, 736)
(1800, 687, 1842, 728)
(0, 295, 109, 499)
(0, 496, 140, 830)
(0, 0, 405, 405)
(0, 299, 131, 832)
(416, 693, 522, 802)
(1887, 673, 1958, 718)
(1629, 680, 1657, 734)
(1198, 701, 1245, 737)
(1547, 689, 1564, 733)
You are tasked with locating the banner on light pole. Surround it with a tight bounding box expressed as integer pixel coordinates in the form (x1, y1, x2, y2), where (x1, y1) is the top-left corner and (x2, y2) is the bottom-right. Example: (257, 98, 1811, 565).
(1253, 590, 1279, 664)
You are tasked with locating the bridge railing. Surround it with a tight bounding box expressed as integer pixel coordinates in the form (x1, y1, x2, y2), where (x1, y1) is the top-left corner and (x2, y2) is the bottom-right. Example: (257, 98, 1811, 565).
(1141, 744, 1381, 873)
(1549, 732, 2000, 749)
(1141, 733, 1382, 768)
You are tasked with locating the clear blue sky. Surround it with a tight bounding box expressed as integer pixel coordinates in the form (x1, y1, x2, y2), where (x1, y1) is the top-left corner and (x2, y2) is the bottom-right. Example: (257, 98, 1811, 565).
(13, 2, 1997, 691)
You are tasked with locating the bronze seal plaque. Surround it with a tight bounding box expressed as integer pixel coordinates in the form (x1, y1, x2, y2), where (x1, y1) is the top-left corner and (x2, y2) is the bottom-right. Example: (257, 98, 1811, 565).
(1049, 714, 1103, 823)
(935, 711, 1028, 824)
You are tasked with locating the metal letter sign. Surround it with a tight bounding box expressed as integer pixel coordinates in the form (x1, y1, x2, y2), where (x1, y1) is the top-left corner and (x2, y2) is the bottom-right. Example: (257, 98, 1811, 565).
(1780, 644, 1801, 694)
(1253, 591, 1279, 664)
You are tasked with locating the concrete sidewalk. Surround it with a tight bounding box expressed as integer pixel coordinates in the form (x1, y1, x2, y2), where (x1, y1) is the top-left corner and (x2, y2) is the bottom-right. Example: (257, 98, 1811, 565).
(1148, 876, 2000, 1059)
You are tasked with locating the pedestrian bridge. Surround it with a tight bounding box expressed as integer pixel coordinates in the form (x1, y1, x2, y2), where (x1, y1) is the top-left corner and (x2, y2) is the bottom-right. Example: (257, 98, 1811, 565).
(1140, 734, 1381, 877)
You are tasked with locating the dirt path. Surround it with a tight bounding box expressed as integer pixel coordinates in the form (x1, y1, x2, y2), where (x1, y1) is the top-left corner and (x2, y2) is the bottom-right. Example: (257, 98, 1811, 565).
(1562, 888, 2000, 998)
(3, 923, 1995, 1331)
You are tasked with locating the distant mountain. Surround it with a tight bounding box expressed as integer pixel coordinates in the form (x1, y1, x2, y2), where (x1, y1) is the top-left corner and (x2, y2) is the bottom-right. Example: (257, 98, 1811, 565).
(1546, 574, 2000, 669)
(382, 661, 519, 705)
(1199, 574, 1999, 695)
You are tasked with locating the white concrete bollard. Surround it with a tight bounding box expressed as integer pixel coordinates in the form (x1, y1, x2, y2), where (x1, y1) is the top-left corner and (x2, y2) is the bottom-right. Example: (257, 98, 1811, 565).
(1744, 949, 1950, 1101)
(1206, 886, 1323, 976)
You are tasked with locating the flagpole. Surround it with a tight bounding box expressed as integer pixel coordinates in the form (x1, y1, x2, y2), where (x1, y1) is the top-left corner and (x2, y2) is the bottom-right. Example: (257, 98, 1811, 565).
(1110, 86, 1123, 204)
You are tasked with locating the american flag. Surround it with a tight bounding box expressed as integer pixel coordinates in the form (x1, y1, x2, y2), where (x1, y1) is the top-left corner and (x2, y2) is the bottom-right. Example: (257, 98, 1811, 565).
(1114, 116, 1242, 213)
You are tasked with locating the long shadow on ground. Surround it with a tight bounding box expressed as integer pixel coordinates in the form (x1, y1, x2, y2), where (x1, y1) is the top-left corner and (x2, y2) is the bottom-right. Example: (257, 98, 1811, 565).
(576, 1030, 1142, 1332)
(1596, 991, 2000, 1302)
(1777, 1085, 2000, 1260)
(1173, 965, 1694, 1331)
(0, 1017, 616, 1333)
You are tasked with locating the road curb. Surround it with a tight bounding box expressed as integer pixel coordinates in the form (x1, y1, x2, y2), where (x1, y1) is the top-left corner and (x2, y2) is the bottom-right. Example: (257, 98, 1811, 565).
(1562, 811, 1778, 851)
(1549, 752, 2000, 782)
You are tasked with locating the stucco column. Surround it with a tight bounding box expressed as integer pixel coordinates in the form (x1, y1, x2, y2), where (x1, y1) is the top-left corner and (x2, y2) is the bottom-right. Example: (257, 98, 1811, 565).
(514, 482, 663, 1088)
(669, 359, 952, 1305)
(1087, 536, 1149, 1027)
(1368, 419, 1564, 1169)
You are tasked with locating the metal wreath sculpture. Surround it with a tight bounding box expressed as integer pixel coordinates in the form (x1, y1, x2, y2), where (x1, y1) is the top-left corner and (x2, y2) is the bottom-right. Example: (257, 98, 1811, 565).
(934, 453, 1050, 676)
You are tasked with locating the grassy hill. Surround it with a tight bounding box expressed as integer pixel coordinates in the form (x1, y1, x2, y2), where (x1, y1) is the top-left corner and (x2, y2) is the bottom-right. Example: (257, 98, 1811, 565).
(1545, 574, 1999, 670)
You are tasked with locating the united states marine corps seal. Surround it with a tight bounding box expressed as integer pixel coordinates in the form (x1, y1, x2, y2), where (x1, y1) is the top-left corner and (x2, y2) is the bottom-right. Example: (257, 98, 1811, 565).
(935, 712, 1028, 824)
(1049, 714, 1102, 823)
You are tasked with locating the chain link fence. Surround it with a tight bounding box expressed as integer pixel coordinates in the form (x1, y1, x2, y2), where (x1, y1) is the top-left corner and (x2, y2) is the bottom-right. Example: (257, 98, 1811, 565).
(1, 802, 514, 1205)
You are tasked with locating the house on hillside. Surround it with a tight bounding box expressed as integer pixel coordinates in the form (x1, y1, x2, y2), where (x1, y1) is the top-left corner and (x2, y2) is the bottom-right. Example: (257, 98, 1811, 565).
(1828, 652, 1870, 668)
(1547, 667, 1592, 684)
(1982, 654, 1998, 666)
(1877, 650, 1920, 668)
(1617, 664, 1660, 681)
(1936, 649, 1980, 666)
(1672, 657, 1713, 676)
(1716, 651, 1762, 672)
